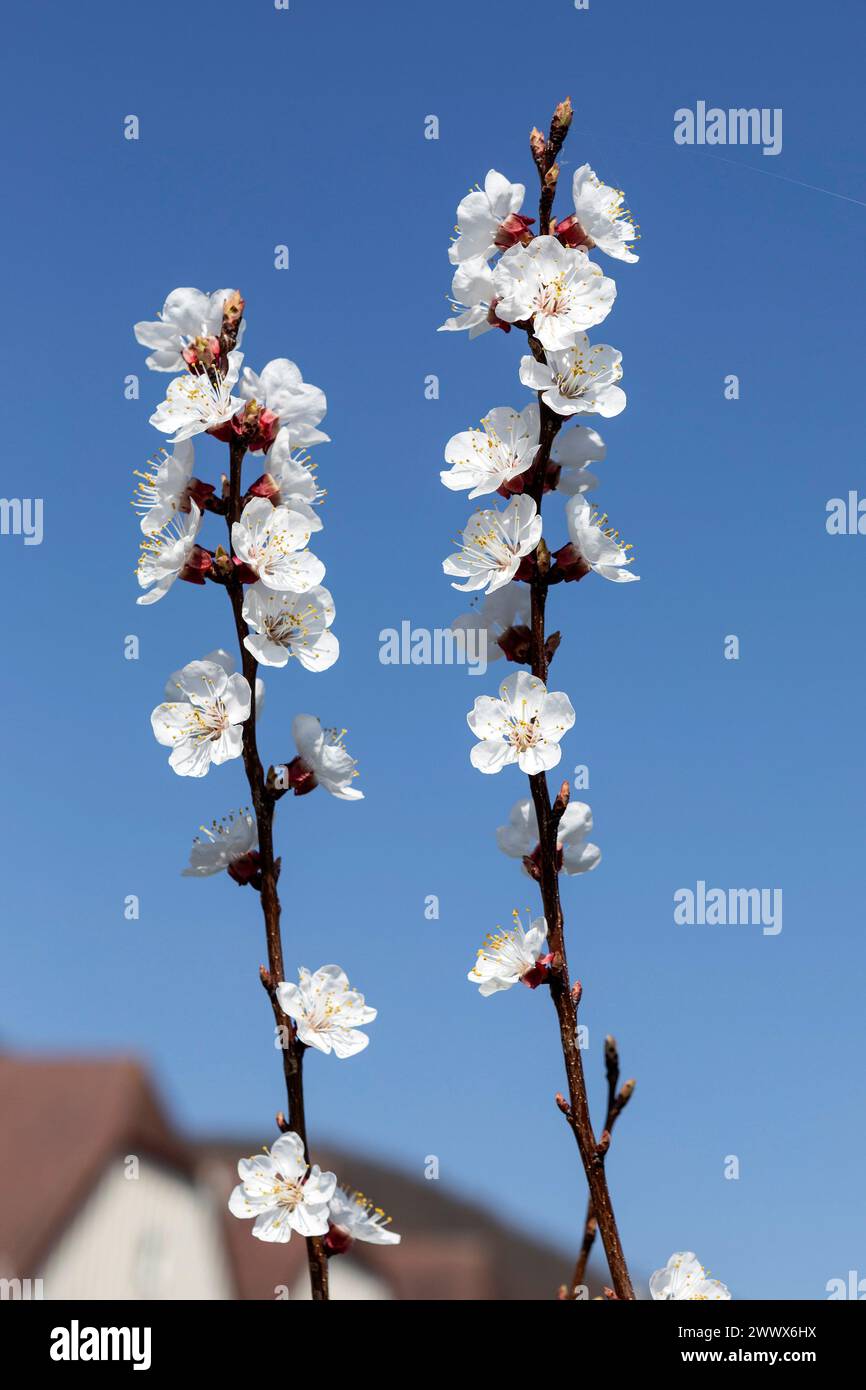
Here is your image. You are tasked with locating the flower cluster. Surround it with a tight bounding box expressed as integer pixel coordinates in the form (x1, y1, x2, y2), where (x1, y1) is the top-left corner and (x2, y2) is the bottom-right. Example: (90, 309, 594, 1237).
(132, 286, 358, 781)
(228, 1131, 400, 1250)
(436, 150, 639, 1000)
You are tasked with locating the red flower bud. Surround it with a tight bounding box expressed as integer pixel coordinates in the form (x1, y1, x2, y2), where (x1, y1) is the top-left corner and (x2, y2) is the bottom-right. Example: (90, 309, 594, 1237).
(230, 557, 260, 585)
(496, 623, 533, 664)
(178, 546, 213, 586)
(520, 953, 555, 990)
(554, 215, 595, 252)
(323, 1224, 354, 1257)
(486, 297, 511, 333)
(552, 542, 591, 582)
(493, 212, 535, 250)
(285, 755, 318, 797)
(247, 472, 280, 501)
(227, 850, 262, 887)
(185, 478, 216, 510)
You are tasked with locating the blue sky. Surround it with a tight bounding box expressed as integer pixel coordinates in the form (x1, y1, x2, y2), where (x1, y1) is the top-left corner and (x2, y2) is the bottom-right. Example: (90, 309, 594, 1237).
(1, 0, 864, 1299)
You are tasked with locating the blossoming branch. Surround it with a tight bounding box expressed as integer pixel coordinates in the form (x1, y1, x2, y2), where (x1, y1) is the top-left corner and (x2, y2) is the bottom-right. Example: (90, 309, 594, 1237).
(133, 286, 399, 1300)
(439, 101, 641, 1300)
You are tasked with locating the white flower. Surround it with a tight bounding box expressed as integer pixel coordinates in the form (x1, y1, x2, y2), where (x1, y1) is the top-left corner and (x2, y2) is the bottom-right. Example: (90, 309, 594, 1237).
(568, 164, 639, 264)
(449, 169, 529, 264)
(151, 658, 251, 778)
(149, 351, 244, 442)
(440, 404, 540, 499)
(519, 337, 625, 418)
(443, 494, 541, 595)
(438, 256, 496, 337)
(182, 809, 258, 877)
(497, 798, 601, 875)
(550, 425, 606, 496)
(135, 501, 203, 606)
(133, 440, 197, 534)
(228, 1131, 336, 1243)
(165, 649, 264, 714)
(242, 583, 338, 670)
(468, 911, 549, 995)
(467, 670, 575, 774)
(134, 286, 245, 372)
(492, 236, 616, 350)
(650, 1253, 731, 1301)
(231, 497, 325, 593)
(451, 583, 531, 664)
(327, 1188, 401, 1246)
(565, 495, 639, 582)
(265, 428, 324, 528)
(238, 358, 329, 450)
(276, 965, 376, 1058)
(291, 714, 364, 800)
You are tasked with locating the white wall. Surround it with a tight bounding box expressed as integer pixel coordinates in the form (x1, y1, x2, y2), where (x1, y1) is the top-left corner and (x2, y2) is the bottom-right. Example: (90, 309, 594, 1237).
(40, 1155, 233, 1300)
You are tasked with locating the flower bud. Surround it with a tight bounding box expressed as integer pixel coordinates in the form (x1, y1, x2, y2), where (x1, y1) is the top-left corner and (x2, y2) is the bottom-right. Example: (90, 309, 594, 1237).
(283, 755, 318, 797)
(247, 472, 280, 501)
(493, 212, 535, 251)
(554, 214, 595, 252)
(496, 623, 532, 664)
(178, 546, 213, 586)
(227, 849, 262, 887)
(552, 97, 573, 135)
(323, 1224, 354, 1257)
(552, 542, 591, 582)
(520, 951, 555, 990)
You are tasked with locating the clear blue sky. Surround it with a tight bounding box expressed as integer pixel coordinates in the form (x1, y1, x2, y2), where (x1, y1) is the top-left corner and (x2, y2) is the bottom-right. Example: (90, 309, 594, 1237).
(1, 0, 864, 1300)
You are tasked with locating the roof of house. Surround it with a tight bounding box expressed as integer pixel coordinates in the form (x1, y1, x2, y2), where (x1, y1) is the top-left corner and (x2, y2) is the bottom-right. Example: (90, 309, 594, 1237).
(0, 1053, 582, 1300)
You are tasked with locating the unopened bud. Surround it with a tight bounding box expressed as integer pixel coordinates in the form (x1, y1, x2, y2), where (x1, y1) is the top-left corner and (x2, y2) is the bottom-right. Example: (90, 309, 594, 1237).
(222, 290, 245, 324)
(259, 965, 273, 991)
(324, 1224, 354, 1257)
(544, 630, 562, 666)
(555, 1092, 571, 1116)
(275, 1111, 290, 1133)
(619, 1078, 636, 1104)
(536, 536, 551, 575)
(544, 163, 559, 190)
(552, 97, 573, 133)
(551, 778, 570, 819)
(530, 127, 546, 166)
(572, 979, 583, 1007)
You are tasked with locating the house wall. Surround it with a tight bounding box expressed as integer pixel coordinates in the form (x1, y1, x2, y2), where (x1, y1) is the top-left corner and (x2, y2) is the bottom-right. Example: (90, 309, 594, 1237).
(39, 1155, 234, 1300)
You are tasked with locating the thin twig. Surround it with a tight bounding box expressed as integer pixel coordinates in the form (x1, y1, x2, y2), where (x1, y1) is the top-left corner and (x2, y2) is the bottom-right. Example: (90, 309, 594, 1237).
(568, 1036, 635, 1296)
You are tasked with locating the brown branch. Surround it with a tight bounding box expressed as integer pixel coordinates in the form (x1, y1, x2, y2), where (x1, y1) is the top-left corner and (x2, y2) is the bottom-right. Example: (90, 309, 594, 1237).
(567, 1037, 636, 1297)
(225, 435, 329, 1301)
(521, 101, 635, 1301)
